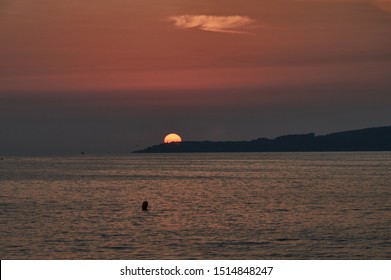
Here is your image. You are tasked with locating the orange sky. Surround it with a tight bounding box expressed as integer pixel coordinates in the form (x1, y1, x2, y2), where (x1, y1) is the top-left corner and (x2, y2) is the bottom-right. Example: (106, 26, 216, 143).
(0, 0, 390, 154)
(1, 0, 390, 92)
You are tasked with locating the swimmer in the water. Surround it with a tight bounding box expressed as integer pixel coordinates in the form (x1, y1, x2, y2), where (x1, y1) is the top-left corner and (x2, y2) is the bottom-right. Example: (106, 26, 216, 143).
(142, 201, 148, 211)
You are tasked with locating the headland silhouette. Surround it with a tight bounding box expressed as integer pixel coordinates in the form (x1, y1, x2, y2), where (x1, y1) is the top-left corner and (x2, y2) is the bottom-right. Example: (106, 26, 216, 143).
(134, 126, 391, 153)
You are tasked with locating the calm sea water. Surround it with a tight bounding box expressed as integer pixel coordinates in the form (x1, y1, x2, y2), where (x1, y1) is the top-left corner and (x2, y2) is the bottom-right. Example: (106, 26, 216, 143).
(1, 152, 390, 259)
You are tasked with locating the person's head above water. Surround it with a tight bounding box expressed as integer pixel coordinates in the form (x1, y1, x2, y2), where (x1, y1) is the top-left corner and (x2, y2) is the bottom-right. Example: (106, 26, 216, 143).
(142, 201, 148, 211)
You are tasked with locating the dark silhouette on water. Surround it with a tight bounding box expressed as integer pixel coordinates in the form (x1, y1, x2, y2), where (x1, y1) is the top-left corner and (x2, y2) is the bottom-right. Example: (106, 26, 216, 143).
(142, 201, 148, 211)
(134, 126, 391, 153)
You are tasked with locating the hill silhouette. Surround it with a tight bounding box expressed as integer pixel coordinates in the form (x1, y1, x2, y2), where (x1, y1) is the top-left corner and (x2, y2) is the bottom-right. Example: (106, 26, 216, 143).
(134, 126, 391, 153)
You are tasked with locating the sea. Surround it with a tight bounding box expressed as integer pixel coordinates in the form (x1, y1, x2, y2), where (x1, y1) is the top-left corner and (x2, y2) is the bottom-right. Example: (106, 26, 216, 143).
(1, 152, 390, 259)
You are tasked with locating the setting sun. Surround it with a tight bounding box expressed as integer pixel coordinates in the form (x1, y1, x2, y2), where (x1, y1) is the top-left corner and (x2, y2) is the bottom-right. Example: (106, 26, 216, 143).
(164, 133, 182, 143)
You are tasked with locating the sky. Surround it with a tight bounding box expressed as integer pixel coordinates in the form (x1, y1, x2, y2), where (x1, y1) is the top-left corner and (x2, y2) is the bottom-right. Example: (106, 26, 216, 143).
(1, 0, 390, 155)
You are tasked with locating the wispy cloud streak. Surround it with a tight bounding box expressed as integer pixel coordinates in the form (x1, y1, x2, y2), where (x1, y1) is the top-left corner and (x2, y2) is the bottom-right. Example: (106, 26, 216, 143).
(168, 15, 256, 34)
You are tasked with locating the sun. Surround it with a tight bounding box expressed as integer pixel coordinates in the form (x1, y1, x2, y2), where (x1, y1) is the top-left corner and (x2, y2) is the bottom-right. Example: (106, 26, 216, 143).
(164, 133, 182, 143)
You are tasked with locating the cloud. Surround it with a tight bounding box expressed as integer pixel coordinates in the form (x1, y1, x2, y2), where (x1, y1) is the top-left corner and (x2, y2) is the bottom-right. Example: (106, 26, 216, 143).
(168, 15, 256, 34)
(372, 0, 391, 14)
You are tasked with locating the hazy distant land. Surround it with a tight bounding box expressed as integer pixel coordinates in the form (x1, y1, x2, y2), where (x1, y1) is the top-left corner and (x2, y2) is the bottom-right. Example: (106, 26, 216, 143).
(134, 126, 391, 153)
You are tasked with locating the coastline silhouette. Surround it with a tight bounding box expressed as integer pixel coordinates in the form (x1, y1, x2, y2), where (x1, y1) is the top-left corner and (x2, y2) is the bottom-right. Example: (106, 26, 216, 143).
(134, 126, 391, 153)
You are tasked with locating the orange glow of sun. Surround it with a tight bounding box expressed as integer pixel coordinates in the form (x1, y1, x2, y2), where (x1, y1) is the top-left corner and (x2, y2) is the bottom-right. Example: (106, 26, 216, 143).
(164, 133, 182, 143)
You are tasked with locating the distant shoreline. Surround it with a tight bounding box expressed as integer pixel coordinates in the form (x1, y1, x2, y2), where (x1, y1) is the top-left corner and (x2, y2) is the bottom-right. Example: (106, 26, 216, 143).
(134, 126, 391, 153)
